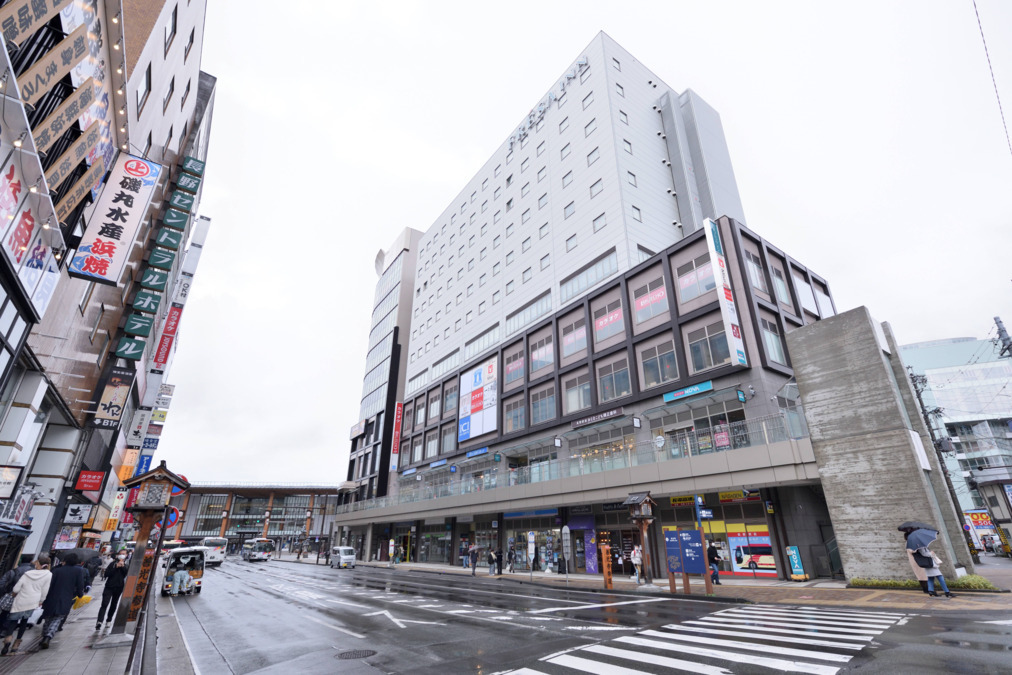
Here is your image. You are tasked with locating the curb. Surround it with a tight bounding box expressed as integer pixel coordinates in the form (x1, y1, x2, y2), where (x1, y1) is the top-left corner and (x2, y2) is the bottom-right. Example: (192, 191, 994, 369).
(846, 584, 1010, 594)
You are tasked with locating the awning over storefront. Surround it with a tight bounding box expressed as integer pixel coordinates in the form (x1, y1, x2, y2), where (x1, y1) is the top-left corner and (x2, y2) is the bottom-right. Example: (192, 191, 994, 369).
(642, 385, 743, 420)
(0, 523, 32, 537)
(498, 435, 556, 458)
(562, 415, 630, 440)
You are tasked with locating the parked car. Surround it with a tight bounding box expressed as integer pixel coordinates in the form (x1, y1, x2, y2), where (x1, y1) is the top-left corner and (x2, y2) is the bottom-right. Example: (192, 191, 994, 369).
(330, 546, 356, 569)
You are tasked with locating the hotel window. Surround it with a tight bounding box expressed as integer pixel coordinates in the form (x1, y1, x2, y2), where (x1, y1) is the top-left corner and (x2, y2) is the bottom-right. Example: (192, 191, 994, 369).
(184, 27, 195, 61)
(615, 83, 625, 97)
(538, 166, 547, 182)
(623, 139, 633, 154)
(467, 284, 474, 296)
(564, 202, 575, 219)
(495, 164, 501, 176)
(479, 273, 487, 287)
(531, 386, 556, 425)
(559, 117, 569, 133)
(589, 179, 603, 198)
(180, 79, 191, 109)
(587, 147, 599, 165)
(537, 141, 545, 156)
(619, 110, 628, 124)
(762, 317, 787, 365)
(479, 301, 486, 314)
(425, 432, 439, 459)
(521, 182, 530, 197)
(522, 208, 530, 223)
(744, 250, 768, 293)
(593, 213, 607, 232)
(471, 191, 477, 203)
(539, 193, 548, 209)
(558, 91, 567, 107)
(583, 92, 594, 109)
(494, 235, 501, 248)
(506, 174, 513, 186)
(441, 426, 455, 454)
(429, 393, 441, 419)
(164, 4, 177, 54)
(483, 178, 489, 190)
(506, 280, 515, 295)
(506, 151, 514, 164)
(564, 373, 592, 415)
(412, 437, 423, 463)
(522, 237, 531, 252)
(505, 347, 525, 384)
(641, 340, 677, 389)
(627, 171, 637, 187)
(584, 118, 597, 137)
(536, 119, 545, 132)
(137, 63, 151, 112)
(142, 132, 152, 156)
(566, 234, 577, 251)
(593, 300, 624, 342)
(560, 249, 618, 303)
(522, 268, 532, 283)
(793, 271, 819, 314)
(493, 262, 501, 276)
(562, 171, 573, 188)
(560, 143, 570, 159)
(480, 247, 487, 260)
(467, 259, 474, 271)
(676, 254, 716, 302)
(631, 206, 642, 222)
(688, 321, 731, 373)
(598, 358, 631, 403)
(444, 382, 458, 413)
(494, 187, 501, 200)
(466, 311, 472, 323)
(482, 200, 488, 212)
(506, 251, 515, 265)
(540, 223, 549, 238)
(633, 277, 668, 323)
(530, 335, 554, 372)
(580, 67, 591, 83)
(612, 58, 621, 70)
(504, 397, 526, 433)
(561, 318, 587, 357)
(493, 291, 500, 304)
(494, 211, 501, 224)
(540, 254, 550, 270)
(814, 283, 835, 317)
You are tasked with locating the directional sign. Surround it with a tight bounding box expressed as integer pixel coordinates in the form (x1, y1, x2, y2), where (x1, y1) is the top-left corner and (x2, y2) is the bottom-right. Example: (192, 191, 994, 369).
(561, 525, 572, 562)
(527, 531, 536, 561)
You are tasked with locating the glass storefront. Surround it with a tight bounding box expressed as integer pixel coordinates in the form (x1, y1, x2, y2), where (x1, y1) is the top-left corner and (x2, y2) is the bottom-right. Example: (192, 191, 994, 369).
(661, 498, 777, 577)
(504, 517, 558, 572)
(417, 524, 452, 563)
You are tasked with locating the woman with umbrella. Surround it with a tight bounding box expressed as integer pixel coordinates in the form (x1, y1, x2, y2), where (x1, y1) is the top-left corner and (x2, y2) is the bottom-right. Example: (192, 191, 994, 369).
(900, 523, 955, 598)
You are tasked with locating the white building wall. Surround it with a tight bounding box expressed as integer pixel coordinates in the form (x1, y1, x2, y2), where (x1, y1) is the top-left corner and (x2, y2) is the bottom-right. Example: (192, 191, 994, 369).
(402, 32, 745, 393)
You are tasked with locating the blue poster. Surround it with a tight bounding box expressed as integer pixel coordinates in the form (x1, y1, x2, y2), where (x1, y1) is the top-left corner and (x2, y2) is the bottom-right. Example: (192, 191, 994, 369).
(664, 528, 683, 574)
(679, 530, 707, 574)
(787, 546, 805, 576)
(133, 453, 153, 477)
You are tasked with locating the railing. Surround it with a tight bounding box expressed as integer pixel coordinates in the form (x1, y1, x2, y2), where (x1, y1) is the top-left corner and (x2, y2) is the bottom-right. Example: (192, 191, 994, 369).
(336, 411, 808, 516)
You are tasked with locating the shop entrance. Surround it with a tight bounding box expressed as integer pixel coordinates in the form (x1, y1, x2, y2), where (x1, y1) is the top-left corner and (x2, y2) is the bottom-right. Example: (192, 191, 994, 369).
(598, 528, 640, 577)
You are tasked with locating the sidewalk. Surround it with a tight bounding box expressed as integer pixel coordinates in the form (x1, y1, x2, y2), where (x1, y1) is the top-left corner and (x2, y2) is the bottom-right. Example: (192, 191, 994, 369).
(282, 553, 1012, 612)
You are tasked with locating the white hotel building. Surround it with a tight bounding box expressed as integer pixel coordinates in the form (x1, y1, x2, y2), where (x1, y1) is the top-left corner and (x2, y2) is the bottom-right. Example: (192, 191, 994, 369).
(341, 33, 841, 581)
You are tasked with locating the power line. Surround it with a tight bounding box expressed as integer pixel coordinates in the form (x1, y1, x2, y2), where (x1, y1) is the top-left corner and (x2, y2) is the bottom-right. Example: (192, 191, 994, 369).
(972, 0, 1012, 159)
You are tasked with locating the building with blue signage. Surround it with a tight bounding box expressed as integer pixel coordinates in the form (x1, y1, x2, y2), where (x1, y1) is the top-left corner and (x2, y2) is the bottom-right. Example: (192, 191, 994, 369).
(336, 33, 841, 580)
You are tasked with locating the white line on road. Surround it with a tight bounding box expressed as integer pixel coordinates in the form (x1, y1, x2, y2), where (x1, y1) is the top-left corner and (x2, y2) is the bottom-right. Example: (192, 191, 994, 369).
(703, 614, 886, 635)
(326, 598, 368, 608)
(582, 644, 734, 674)
(977, 619, 1012, 625)
(615, 636, 841, 675)
(306, 615, 366, 639)
(728, 607, 898, 626)
(660, 622, 866, 650)
(528, 597, 667, 614)
(364, 609, 445, 628)
(562, 625, 636, 631)
(681, 620, 874, 641)
(637, 629, 853, 663)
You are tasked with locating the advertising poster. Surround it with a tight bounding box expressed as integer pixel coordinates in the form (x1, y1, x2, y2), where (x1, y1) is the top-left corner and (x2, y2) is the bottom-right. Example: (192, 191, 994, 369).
(91, 365, 136, 429)
(458, 356, 498, 442)
(726, 524, 777, 576)
(703, 218, 748, 367)
(54, 525, 83, 549)
(584, 531, 598, 574)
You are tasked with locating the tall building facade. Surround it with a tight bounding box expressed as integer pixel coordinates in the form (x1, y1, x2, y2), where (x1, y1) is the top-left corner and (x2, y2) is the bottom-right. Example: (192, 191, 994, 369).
(0, 0, 216, 568)
(345, 228, 422, 502)
(899, 337, 1012, 511)
(336, 34, 846, 582)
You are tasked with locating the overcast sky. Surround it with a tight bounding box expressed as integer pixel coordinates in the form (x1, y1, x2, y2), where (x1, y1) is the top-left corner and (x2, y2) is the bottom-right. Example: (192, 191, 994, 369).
(155, 1, 1012, 483)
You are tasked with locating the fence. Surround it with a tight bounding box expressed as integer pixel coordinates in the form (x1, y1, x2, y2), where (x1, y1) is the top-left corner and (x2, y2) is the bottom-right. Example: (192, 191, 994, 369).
(336, 410, 808, 515)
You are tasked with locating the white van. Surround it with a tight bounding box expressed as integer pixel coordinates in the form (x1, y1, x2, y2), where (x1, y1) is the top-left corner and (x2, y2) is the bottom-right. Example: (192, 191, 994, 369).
(330, 546, 356, 569)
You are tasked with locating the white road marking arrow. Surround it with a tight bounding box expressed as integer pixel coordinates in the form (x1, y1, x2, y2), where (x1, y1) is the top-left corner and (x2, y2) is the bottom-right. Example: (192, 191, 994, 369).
(977, 620, 1012, 625)
(364, 610, 445, 628)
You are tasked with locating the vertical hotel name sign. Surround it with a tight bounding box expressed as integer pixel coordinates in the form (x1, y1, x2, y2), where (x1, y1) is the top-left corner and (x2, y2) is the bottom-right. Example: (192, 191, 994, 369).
(69, 154, 162, 287)
(703, 219, 748, 367)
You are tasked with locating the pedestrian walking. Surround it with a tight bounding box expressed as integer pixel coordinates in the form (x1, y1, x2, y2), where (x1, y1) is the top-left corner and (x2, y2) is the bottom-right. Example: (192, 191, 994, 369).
(40, 553, 89, 649)
(487, 549, 497, 576)
(0, 555, 33, 631)
(631, 546, 643, 584)
(0, 554, 48, 655)
(496, 547, 504, 575)
(96, 552, 128, 631)
(469, 545, 479, 576)
(507, 547, 515, 573)
(905, 528, 955, 598)
(707, 541, 722, 585)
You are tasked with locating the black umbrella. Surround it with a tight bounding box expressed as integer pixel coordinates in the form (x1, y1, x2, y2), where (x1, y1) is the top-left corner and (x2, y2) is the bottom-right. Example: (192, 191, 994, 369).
(897, 521, 936, 533)
(54, 547, 100, 562)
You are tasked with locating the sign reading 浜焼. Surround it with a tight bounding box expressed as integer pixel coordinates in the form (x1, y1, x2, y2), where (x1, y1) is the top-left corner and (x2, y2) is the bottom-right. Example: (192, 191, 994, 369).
(68, 154, 162, 286)
(703, 219, 748, 368)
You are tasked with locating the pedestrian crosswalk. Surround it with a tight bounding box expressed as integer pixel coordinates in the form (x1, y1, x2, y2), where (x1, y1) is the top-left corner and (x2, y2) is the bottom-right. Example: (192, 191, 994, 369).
(508, 604, 906, 674)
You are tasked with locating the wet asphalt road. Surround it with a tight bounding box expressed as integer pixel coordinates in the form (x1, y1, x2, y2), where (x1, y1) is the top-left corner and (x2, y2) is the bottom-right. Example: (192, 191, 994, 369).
(171, 559, 1012, 674)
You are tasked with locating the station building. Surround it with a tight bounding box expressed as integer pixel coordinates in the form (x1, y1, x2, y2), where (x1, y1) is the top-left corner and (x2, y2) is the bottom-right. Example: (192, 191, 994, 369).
(338, 33, 841, 581)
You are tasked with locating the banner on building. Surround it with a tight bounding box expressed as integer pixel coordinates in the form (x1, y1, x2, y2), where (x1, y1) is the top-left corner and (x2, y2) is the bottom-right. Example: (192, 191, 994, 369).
(33, 77, 96, 154)
(54, 525, 82, 549)
(703, 218, 748, 367)
(125, 407, 153, 447)
(68, 153, 163, 286)
(16, 23, 87, 105)
(151, 410, 168, 423)
(0, 466, 23, 500)
(458, 356, 498, 442)
(0, 0, 75, 48)
(90, 365, 135, 429)
(64, 503, 93, 524)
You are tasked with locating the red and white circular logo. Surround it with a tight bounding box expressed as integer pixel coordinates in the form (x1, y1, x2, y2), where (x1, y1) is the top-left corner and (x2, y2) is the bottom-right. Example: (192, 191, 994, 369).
(124, 159, 151, 178)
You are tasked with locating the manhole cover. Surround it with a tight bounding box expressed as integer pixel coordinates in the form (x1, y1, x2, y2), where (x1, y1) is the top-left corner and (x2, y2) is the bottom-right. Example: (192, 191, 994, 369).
(337, 650, 377, 660)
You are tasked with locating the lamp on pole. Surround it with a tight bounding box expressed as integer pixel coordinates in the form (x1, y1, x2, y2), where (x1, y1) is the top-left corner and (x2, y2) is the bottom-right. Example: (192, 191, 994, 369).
(623, 491, 657, 585)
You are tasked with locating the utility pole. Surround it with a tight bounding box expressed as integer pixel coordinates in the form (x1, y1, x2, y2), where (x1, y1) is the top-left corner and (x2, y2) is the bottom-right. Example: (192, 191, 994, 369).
(907, 367, 980, 564)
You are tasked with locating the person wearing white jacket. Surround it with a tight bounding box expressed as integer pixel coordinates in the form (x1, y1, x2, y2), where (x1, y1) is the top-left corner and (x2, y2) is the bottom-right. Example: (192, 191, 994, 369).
(1, 553, 52, 656)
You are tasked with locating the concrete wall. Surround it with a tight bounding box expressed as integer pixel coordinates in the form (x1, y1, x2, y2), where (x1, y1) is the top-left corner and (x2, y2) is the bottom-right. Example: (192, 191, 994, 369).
(785, 306, 972, 581)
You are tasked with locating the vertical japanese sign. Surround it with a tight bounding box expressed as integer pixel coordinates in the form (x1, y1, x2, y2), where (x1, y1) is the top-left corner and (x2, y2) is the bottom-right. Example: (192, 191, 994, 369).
(69, 153, 162, 286)
(90, 365, 135, 430)
(703, 218, 748, 367)
(390, 402, 403, 472)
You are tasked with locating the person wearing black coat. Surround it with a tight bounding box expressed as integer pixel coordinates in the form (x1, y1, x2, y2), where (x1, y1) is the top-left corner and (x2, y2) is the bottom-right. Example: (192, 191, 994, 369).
(0, 555, 33, 629)
(96, 552, 129, 631)
(40, 553, 89, 648)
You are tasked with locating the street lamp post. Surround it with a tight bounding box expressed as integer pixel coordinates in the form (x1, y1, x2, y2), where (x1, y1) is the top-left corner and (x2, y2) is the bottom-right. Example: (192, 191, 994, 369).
(624, 491, 657, 586)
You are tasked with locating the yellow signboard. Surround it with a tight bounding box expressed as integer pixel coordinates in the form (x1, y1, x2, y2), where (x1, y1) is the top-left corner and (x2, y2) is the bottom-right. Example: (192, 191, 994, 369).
(669, 495, 696, 507)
